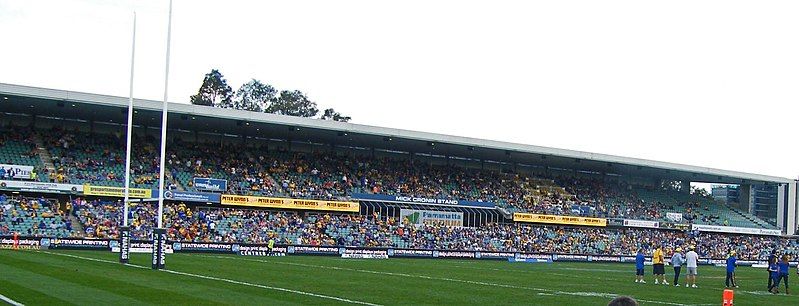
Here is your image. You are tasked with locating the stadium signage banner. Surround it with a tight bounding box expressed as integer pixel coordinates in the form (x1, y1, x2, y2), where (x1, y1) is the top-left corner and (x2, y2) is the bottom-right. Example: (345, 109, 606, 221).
(82, 184, 153, 198)
(0, 180, 81, 194)
(434, 250, 476, 258)
(341, 249, 389, 259)
(112, 241, 174, 254)
(0, 164, 34, 180)
(475, 252, 515, 259)
(239, 247, 288, 257)
(164, 191, 221, 203)
(622, 219, 660, 229)
(0, 238, 41, 249)
(192, 177, 227, 192)
(220, 195, 359, 212)
(666, 212, 683, 222)
(400, 209, 464, 227)
(389, 249, 434, 257)
(513, 213, 607, 227)
(172, 242, 237, 252)
(2, 237, 785, 265)
(49, 238, 110, 249)
(691, 224, 781, 236)
(288, 246, 341, 255)
(351, 193, 495, 208)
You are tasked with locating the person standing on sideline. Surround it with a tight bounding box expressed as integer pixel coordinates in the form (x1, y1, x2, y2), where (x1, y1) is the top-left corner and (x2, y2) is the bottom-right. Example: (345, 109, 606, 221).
(685, 246, 699, 288)
(726, 251, 738, 288)
(768, 256, 780, 293)
(267, 237, 275, 255)
(767, 249, 778, 290)
(671, 248, 684, 287)
(653, 245, 668, 285)
(635, 249, 646, 283)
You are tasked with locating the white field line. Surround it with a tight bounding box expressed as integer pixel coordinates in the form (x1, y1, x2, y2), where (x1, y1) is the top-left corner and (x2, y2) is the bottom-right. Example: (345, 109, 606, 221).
(206, 255, 712, 306)
(448, 263, 630, 274)
(40, 251, 148, 269)
(0, 293, 25, 306)
(38, 251, 381, 306)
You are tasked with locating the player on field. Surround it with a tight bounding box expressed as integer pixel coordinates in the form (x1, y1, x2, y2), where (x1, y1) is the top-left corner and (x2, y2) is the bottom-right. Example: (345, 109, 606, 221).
(671, 248, 684, 287)
(725, 251, 738, 288)
(685, 246, 699, 288)
(635, 249, 646, 283)
(653, 245, 668, 285)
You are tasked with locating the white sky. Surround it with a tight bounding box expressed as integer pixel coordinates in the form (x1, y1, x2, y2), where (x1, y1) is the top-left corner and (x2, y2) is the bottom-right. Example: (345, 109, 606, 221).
(0, 0, 797, 180)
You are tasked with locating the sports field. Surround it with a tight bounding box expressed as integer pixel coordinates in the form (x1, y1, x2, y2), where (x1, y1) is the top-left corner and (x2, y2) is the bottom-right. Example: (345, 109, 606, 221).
(0, 249, 795, 305)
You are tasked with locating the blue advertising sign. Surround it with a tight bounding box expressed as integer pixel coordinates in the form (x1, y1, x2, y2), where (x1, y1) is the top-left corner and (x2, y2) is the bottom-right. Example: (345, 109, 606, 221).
(192, 178, 228, 192)
(164, 190, 221, 203)
(351, 193, 495, 208)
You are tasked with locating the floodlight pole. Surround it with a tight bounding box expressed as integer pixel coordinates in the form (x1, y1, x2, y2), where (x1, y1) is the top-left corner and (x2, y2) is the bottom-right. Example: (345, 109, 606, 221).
(152, 0, 172, 270)
(119, 12, 136, 265)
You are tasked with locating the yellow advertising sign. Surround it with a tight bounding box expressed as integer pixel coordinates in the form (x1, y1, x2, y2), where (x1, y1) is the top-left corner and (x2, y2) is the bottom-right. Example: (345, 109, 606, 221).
(220, 195, 359, 212)
(513, 213, 607, 227)
(83, 184, 153, 198)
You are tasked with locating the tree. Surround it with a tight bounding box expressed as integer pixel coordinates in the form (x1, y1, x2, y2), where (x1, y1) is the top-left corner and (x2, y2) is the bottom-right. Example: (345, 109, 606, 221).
(190, 69, 234, 107)
(234, 79, 276, 112)
(266, 90, 319, 117)
(320, 108, 352, 122)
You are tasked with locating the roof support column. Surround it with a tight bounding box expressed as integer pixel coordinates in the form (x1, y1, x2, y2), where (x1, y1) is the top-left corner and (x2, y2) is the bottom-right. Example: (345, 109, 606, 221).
(680, 181, 691, 194)
(777, 183, 787, 231)
(790, 181, 797, 235)
(739, 184, 753, 215)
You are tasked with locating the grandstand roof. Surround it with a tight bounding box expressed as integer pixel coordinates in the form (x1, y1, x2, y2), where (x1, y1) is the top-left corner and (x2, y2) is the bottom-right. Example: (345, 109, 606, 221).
(0, 82, 791, 185)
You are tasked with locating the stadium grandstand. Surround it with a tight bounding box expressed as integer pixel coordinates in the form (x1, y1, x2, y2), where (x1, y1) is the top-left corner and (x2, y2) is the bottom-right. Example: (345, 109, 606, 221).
(1, 83, 799, 304)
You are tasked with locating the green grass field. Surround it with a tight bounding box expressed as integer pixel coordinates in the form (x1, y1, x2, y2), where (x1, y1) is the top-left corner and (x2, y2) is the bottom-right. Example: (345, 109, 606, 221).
(0, 249, 796, 305)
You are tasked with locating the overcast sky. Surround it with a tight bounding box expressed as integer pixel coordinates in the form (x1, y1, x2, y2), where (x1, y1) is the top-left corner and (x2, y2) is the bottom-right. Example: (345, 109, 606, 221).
(0, 0, 797, 180)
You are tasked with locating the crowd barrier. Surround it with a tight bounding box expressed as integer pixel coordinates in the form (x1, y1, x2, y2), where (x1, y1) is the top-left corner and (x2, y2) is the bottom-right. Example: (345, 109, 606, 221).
(0, 235, 784, 266)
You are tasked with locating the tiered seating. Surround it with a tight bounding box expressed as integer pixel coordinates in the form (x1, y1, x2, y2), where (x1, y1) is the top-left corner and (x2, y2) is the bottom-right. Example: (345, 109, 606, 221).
(0, 127, 47, 181)
(0, 194, 72, 237)
(160, 204, 798, 259)
(71, 198, 155, 239)
(0, 128, 783, 230)
(42, 129, 160, 189)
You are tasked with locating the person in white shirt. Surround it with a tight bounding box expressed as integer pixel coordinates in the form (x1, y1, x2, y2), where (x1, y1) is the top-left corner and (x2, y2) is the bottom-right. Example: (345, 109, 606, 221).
(685, 246, 699, 288)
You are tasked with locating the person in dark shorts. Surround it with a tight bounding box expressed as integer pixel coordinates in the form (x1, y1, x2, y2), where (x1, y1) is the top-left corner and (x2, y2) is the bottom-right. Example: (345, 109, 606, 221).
(652, 245, 668, 285)
(635, 249, 646, 283)
(671, 248, 684, 287)
(773, 255, 790, 294)
(725, 251, 738, 288)
(767, 249, 777, 290)
(768, 256, 780, 294)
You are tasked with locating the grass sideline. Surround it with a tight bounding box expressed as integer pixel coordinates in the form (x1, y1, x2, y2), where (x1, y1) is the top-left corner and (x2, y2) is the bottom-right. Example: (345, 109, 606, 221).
(0, 249, 796, 305)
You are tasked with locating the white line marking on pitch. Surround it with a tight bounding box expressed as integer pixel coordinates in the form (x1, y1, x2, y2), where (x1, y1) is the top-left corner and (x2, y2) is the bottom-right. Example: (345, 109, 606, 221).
(39, 251, 381, 306)
(0, 293, 25, 306)
(160, 269, 381, 305)
(210, 255, 705, 306)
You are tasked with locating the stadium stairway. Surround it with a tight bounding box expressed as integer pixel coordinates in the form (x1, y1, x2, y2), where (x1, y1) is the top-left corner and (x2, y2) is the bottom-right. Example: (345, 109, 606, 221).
(166, 171, 184, 191)
(67, 213, 85, 236)
(726, 205, 777, 229)
(496, 207, 512, 219)
(32, 133, 56, 178)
